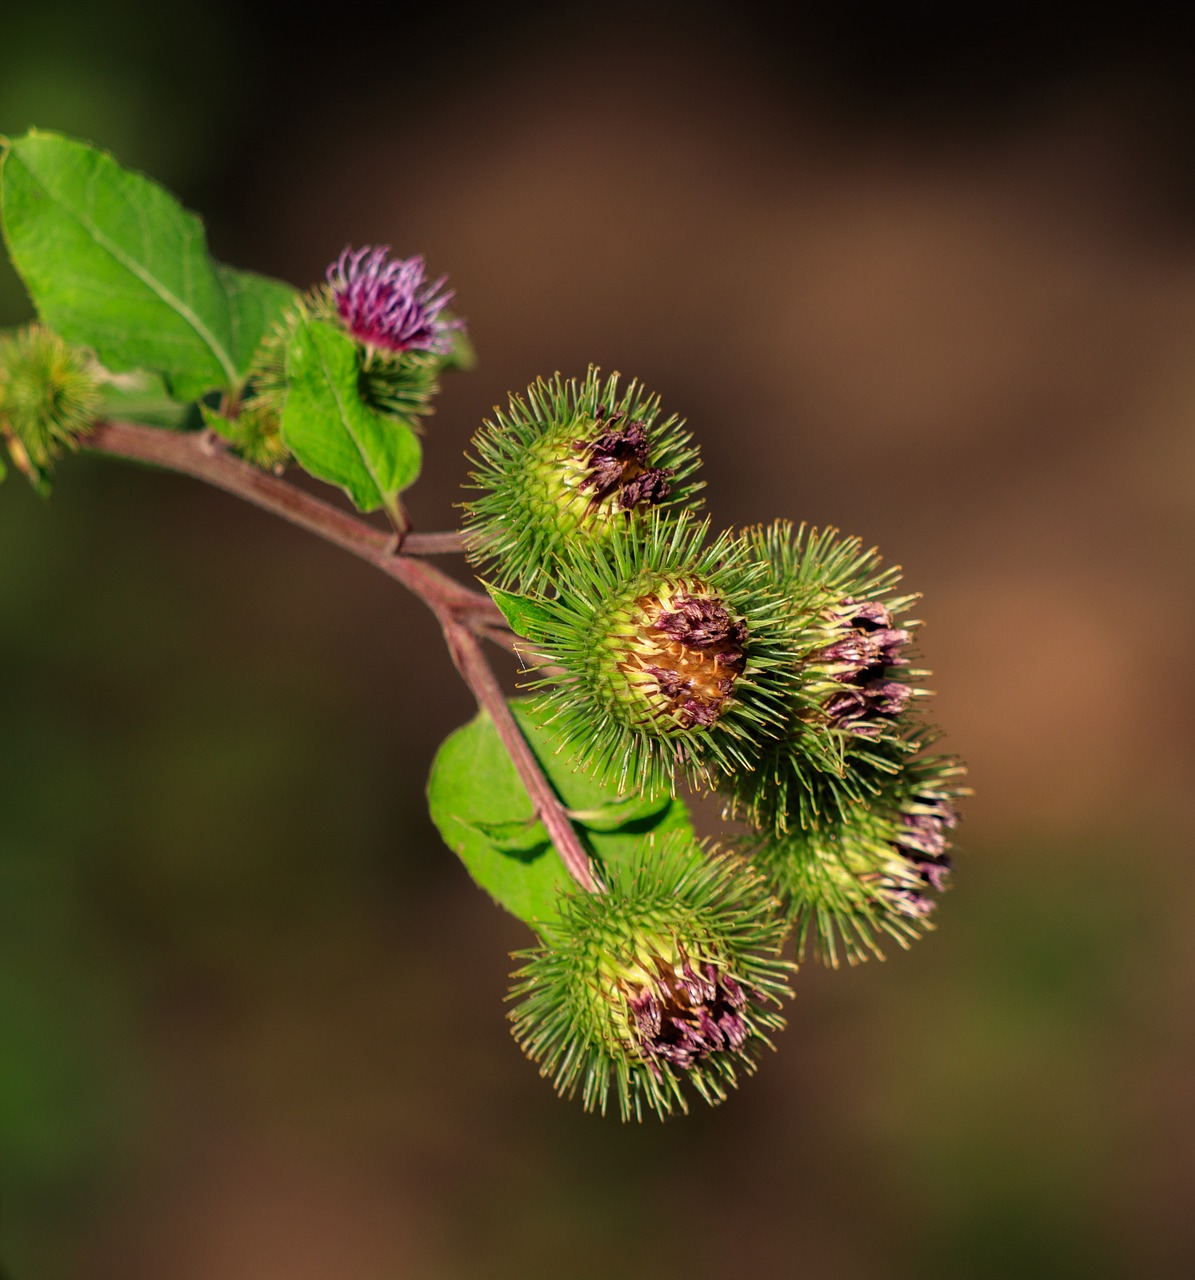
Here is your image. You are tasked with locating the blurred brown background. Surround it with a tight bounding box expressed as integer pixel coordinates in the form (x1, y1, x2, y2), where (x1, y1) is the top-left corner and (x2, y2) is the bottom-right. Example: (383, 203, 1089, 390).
(3, 4, 1195, 1277)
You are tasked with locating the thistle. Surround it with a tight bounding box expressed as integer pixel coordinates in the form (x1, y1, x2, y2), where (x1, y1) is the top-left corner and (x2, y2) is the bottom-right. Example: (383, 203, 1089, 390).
(245, 247, 462, 434)
(0, 324, 99, 475)
(509, 836, 793, 1120)
(723, 521, 929, 835)
(461, 368, 702, 591)
(522, 514, 799, 793)
(747, 749, 968, 966)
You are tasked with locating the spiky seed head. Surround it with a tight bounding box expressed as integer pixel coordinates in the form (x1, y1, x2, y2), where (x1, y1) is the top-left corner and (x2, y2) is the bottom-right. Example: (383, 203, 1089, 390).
(461, 368, 702, 592)
(599, 580, 748, 733)
(0, 325, 99, 470)
(509, 835, 793, 1120)
(722, 521, 931, 835)
(747, 750, 968, 967)
(523, 514, 801, 794)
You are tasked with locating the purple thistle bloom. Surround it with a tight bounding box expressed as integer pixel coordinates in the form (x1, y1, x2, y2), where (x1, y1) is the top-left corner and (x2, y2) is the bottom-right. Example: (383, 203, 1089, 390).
(327, 246, 462, 354)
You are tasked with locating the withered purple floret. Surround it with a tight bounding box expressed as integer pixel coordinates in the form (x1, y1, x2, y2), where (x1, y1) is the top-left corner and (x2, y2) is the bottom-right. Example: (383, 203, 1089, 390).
(813, 596, 913, 735)
(575, 413, 674, 512)
(893, 795, 959, 891)
(626, 961, 750, 1072)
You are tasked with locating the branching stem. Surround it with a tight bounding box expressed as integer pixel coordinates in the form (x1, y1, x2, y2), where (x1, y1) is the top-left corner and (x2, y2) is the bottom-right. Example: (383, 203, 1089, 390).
(79, 419, 600, 894)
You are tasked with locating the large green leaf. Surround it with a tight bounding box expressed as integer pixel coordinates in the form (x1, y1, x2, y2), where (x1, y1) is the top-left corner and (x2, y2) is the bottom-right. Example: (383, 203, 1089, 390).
(0, 131, 239, 400)
(427, 698, 692, 929)
(217, 265, 297, 377)
(281, 316, 421, 517)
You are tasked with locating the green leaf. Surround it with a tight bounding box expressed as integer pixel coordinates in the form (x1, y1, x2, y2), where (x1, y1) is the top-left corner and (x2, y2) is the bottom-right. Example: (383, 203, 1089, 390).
(485, 584, 555, 639)
(0, 131, 239, 400)
(282, 316, 421, 515)
(427, 698, 693, 928)
(216, 265, 297, 377)
(566, 793, 673, 832)
(95, 370, 191, 430)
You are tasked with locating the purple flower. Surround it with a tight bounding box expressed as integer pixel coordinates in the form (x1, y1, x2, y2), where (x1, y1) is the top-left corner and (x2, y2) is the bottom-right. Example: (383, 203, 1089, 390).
(327, 246, 462, 354)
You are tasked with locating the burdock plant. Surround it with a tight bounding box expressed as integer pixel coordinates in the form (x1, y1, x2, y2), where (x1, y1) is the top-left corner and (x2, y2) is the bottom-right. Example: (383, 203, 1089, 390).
(0, 129, 967, 1121)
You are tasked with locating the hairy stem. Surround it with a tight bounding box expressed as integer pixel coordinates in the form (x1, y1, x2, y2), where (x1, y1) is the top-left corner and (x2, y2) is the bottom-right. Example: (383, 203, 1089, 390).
(441, 619, 600, 893)
(79, 418, 599, 894)
(83, 420, 493, 621)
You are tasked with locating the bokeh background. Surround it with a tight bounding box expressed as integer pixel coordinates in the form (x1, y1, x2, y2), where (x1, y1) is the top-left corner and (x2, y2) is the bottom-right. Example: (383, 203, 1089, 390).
(3, 5, 1195, 1277)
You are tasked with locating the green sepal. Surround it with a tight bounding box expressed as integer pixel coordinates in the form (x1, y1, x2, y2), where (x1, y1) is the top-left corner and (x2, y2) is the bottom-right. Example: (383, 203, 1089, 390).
(484, 583, 555, 639)
(426, 697, 693, 929)
(721, 520, 931, 835)
(0, 323, 99, 477)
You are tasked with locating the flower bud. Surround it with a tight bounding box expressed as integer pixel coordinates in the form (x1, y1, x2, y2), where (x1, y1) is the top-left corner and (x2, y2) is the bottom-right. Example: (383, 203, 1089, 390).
(461, 368, 702, 591)
(747, 750, 968, 966)
(0, 324, 99, 475)
(723, 521, 929, 835)
(509, 836, 792, 1119)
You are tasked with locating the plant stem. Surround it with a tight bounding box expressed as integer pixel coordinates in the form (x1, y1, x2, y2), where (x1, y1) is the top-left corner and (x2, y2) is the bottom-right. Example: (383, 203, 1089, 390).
(440, 618, 600, 893)
(401, 529, 466, 555)
(80, 419, 600, 894)
(83, 420, 494, 622)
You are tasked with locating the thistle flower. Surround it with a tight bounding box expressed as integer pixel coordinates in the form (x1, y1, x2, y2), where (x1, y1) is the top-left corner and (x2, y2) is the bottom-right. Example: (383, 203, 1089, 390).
(521, 514, 799, 793)
(0, 324, 99, 475)
(723, 522, 928, 835)
(747, 750, 967, 966)
(461, 368, 702, 592)
(327, 246, 461, 356)
(509, 836, 793, 1119)
(244, 248, 462, 434)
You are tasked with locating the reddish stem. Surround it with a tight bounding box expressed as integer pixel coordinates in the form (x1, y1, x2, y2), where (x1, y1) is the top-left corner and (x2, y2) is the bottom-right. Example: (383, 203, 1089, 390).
(79, 419, 600, 894)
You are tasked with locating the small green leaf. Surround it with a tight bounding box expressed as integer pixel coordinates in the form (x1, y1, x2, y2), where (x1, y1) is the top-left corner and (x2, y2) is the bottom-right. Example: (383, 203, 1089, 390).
(458, 817, 550, 857)
(216, 265, 297, 377)
(566, 794, 673, 832)
(485, 584, 555, 639)
(427, 698, 692, 928)
(281, 316, 421, 516)
(0, 131, 239, 400)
